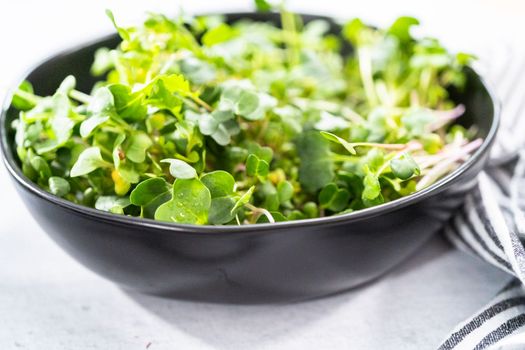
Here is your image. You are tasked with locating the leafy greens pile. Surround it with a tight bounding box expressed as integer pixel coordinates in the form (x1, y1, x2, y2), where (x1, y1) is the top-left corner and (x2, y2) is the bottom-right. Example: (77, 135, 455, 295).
(11, 7, 481, 225)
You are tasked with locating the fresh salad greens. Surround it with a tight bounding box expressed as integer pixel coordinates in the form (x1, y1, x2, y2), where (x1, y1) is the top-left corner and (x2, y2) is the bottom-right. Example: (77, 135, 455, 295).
(10, 6, 481, 225)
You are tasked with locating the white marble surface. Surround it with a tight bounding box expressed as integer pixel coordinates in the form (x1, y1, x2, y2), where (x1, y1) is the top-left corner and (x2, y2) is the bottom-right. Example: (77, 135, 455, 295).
(0, 1, 522, 349)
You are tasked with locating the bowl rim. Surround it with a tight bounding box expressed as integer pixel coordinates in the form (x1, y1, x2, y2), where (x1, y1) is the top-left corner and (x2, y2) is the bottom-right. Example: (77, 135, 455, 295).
(0, 13, 501, 236)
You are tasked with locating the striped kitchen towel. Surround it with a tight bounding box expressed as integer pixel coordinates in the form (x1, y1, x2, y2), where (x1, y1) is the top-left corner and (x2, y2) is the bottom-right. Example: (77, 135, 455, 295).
(439, 36, 525, 350)
(438, 44, 525, 350)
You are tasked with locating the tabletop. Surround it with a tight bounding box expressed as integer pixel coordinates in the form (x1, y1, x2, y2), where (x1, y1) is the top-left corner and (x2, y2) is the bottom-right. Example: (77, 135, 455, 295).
(0, 1, 521, 349)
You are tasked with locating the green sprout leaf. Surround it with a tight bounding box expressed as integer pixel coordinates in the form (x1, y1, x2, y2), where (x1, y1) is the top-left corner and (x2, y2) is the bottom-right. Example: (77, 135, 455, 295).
(125, 132, 153, 163)
(155, 178, 211, 224)
(246, 154, 269, 178)
(48, 176, 70, 197)
(80, 115, 109, 138)
(70, 147, 111, 177)
(390, 153, 420, 180)
(388, 16, 419, 43)
(161, 159, 197, 179)
(319, 183, 351, 212)
(201, 171, 235, 198)
(320, 131, 357, 155)
(362, 165, 381, 201)
(130, 177, 172, 218)
(95, 195, 131, 214)
(297, 131, 334, 192)
(254, 0, 273, 12)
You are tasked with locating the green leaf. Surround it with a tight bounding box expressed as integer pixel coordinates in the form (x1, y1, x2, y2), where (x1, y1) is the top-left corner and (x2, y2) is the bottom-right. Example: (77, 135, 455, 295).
(147, 78, 184, 117)
(80, 115, 109, 138)
(70, 147, 110, 177)
(201, 171, 235, 198)
(108, 84, 148, 121)
(320, 131, 357, 155)
(277, 181, 294, 203)
(231, 186, 255, 214)
(209, 197, 236, 224)
(362, 166, 381, 200)
(106, 9, 130, 41)
(91, 47, 114, 76)
(160, 74, 193, 97)
(161, 158, 197, 179)
(303, 202, 319, 218)
(125, 132, 152, 163)
(48, 176, 70, 197)
(198, 113, 219, 135)
(33, 93, 75, 154)
(246, 154, 269, 178)
(30, 155, 52, 180)
(95, 195, 131, 213)
(88, 87, 114, 115)
(154, 178, 211, 224)
(202, 23, 237, 47)
(130, 177, 172, 218)
(212, 109, 234, 122)
(180, 57, 217, 84)
(235, 90, 261, 120)
(390, 153, 420, 180)
(57, 75, 76, 95)
(254, 0, 273, 12)
(342, 18, 367, 45)
(388, 16, 419, 43)
(296, 131, 334, 192)
(402, 109, 436, 136)
(12, 81, 36, 110)
(210, 124, 231, 146)
(319, 183, 350, 212)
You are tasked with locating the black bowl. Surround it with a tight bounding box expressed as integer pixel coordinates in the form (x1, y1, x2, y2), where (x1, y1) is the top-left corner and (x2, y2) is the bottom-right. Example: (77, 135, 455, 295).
(0, 12, 499, 304)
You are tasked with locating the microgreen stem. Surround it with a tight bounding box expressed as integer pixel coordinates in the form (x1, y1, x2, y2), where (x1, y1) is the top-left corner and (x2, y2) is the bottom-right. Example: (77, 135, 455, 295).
(357, 47, 379, 107)
(416, 138, 482, 190)
(69, 89, 92, 104)
(14, 89, 41, 105)
(245, 203, 275, 223)
(281, 8, 300, 67)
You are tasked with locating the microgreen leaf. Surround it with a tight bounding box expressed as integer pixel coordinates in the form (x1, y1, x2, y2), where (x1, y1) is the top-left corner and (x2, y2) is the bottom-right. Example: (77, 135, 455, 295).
(388, 16, 419, 43)
(235, 90, 261, 120)
(125, 132, 153, 163)
(12, 81, 36, 111)
(320, 131, 356, 155)
(390, 153, 420, 180)
(201, 170, 235, 198)
(202, 23, 237, 47)
(277, 181, 294, 203)
(154, 178, 211, 224)
(246, 154, 269, 178)
(48, 176, 70, 197)
(254, 0, 273, 12)
(130, 177, 172, 218)
(297, 131, 334, 192)
(209, 197, 237, 224)
(95, 195, 131, 214)
(231, 186, 255, 214)
(80, 115, 109, 138)
(161, 158, 197, 179)
(319, 183, 351, 212)
(70, 147, 111, 177)
(106, 9, 130, 41)
(362, 165, 381, 200)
